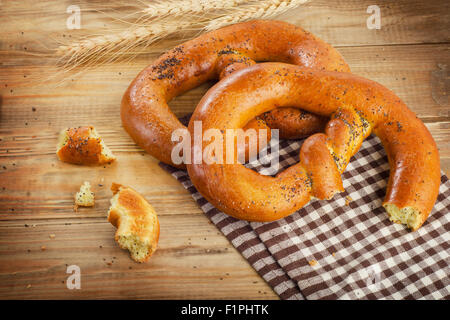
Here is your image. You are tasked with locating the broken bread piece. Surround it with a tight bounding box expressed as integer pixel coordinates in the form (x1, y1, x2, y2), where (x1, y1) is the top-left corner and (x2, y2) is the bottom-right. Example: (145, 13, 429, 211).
(57, 126, 116, 165)
(383, 204, 424, 231)
(74, 181, 95, 207)
(107, 183, 160, 263)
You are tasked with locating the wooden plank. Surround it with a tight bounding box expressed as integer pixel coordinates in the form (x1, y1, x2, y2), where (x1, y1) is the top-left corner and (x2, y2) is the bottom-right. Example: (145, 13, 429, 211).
(1, 44, 449, 125)
(0, 0, 448, 55)
(285, 0, 450, 47)
(426, 122, 450, 175)
(0, 215, 277, 299)
(0, 44, 450, 126)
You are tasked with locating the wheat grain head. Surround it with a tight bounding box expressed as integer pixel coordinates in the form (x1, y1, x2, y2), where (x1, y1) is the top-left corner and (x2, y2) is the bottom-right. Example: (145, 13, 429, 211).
(142, 0, 248, 20)
(205, 0, 307, 31)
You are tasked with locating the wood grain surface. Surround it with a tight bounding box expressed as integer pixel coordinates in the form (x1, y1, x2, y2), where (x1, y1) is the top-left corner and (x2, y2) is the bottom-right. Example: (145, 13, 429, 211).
(0, 0, 449, 299)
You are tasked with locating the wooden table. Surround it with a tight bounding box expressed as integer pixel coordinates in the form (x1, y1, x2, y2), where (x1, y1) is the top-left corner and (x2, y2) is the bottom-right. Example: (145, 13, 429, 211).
(0, 0, 448, 299)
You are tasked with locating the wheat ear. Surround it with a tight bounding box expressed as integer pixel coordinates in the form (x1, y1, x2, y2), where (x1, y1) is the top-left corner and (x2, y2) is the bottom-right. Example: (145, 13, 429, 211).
(142, 0, 248, 20)
(56, 20, 194, 67)
(56, 0, 309, 69)
(205, 0, 307, 31)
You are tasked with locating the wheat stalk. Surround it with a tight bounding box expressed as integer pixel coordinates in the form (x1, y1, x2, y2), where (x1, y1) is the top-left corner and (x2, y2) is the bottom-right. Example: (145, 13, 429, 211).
(142, 0, 248, 20)
(56, 0, 308, 70)
(57, 20, 195, 69)
(205, 0, 308, 31)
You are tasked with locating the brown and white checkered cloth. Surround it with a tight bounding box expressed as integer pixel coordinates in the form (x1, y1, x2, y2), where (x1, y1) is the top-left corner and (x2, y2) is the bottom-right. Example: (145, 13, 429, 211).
(160, 134, 450, 300)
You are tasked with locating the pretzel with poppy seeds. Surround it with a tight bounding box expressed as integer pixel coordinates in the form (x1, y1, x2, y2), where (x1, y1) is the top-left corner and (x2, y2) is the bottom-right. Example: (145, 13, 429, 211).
(121, 20, 348, 168)
(186, 63, 440, 231)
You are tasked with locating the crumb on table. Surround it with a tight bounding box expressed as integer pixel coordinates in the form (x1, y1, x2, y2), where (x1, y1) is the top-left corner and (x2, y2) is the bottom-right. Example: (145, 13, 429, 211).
(345, 195, 353, 206)
(74, 181, 95, 207)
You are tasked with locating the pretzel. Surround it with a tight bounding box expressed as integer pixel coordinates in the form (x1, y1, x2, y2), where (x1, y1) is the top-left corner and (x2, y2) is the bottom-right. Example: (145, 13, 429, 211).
(121, 20, 349, 168)
(186, 63, 440, 231)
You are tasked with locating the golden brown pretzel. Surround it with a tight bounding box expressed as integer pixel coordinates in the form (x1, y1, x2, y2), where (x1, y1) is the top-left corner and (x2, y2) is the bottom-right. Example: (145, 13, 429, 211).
(186, 63, 440, 231)
(121, 20, 349, 168)
(258, 107, 328, 140)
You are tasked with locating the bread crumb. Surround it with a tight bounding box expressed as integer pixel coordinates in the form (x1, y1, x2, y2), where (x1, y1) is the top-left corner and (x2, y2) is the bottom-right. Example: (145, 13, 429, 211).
(332, 252, 336, 257)
(74, 181, 94, 207)
(49, 234, 55, 239)
(345, 195, 353, 206)
(26, 284, 31, 289)
(41, 246, 46, 251)
(309, 259, 317, 266)
(107, 183, 160, 263)
(56, 126, 116, 165)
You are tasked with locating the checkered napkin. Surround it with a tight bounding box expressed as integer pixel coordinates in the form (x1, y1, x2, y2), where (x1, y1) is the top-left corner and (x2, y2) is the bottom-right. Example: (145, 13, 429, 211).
(160, 132, 450, 300)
